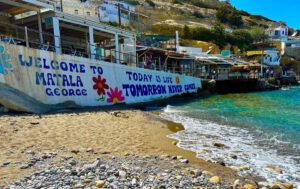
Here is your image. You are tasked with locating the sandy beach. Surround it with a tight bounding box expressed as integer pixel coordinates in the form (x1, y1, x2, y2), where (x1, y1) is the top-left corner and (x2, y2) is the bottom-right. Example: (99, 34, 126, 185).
(0, 108, 243, 187)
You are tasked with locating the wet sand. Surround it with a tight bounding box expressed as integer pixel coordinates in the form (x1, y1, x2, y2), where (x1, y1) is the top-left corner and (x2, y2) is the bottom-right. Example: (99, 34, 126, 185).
(0, 109, 240, 186)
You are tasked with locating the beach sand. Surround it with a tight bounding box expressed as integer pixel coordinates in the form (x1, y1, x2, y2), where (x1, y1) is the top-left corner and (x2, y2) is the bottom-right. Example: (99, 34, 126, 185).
(0, 109, 240, 186)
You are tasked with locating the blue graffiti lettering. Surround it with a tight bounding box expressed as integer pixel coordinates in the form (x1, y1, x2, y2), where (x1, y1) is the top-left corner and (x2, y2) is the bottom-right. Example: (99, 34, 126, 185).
(122, 84, 167, 97)
(45, 88, 87, 97)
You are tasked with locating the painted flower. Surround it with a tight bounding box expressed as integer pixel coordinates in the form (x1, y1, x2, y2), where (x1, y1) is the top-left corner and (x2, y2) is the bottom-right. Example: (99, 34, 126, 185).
(93, 75, 109, 95)
(107, 87, 125, 104)
(176, 76, 180, 84)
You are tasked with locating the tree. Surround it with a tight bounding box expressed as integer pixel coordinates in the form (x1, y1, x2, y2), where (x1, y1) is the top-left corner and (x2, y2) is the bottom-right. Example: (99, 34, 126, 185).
(212, 22, 227, 48)
(216, 4, 229, 23)
(183, 25, 191, 39)
(231, 29, 253, 51)
(191, 27, 215, 41)
(227, 9, 243, 27)
(250, 27, 269, 42)
(216, 4, 243, 27)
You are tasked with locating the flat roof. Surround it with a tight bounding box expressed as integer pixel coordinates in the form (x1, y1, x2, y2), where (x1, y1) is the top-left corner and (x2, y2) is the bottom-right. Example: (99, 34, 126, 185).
(0, 0, 56, 15)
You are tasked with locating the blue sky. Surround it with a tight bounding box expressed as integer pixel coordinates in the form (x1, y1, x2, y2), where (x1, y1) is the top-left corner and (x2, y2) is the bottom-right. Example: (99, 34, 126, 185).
(230, 0, 299, 29)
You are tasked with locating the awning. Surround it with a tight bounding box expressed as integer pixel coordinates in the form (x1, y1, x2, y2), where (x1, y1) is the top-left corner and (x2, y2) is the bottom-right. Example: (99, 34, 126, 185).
(0, 0, 56, 15)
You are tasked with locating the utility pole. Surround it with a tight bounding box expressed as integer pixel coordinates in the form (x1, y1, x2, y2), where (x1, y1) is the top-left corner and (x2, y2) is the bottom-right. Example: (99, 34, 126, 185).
(117, 3, 121, 28)
(60, 0, 63, 12)
(261, 45, 264, 78)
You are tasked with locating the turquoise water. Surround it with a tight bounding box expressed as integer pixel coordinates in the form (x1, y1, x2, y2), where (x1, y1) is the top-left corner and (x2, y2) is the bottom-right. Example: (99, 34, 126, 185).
(161, 87, 300, 187)
(188, 87, 300, 146)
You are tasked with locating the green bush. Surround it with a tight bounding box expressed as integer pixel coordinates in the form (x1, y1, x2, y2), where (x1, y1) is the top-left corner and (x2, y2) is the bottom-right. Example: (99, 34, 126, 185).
(230, 29, 253, 51)
(171, 0, 182, 4)
(193, 11, 204, 19)
(216, 4, 243, 27)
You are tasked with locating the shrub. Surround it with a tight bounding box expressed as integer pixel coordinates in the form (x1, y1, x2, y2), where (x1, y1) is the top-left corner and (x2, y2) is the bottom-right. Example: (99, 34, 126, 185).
(171, 0, 182, 4)
(216, 4, 243, 27)
(193, 11, 204, 19)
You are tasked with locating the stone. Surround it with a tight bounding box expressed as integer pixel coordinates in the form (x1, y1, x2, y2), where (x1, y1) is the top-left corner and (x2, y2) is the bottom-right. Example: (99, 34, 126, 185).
(1, 161, 10, 167)
(71, 149, 80, 154)
(86, 148, 94, 153)
(216, 160, 226, 166)
(230, 154, 238, 159)
(266, 164, 283, 174)
(172, 141, 178, 145)
(209, 176, 220, 184)
(258, 182, 270, 187)
(30, 121, 40, 125)
(239, 165, 250, 171)
(81, 158, 102, 172)
(233, 179, 243, 189)
(176, 156, 183, 160)
(202, 171, 213, 176)
(271, 185, 285, 189)
(190, 170, 202, 177)
(118, 170, 126, 178)
(131, 178, 137, 185)
(212, 142, 226, 148)
(95, 180, 105, 188)
(84, 179, 93, 184)
(243, 184, 256, 189)
(272, 182, 293, 189)
(179, 159, 189, 164)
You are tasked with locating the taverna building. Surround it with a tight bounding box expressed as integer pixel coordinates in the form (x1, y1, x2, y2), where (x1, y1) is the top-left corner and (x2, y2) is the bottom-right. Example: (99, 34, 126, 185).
(0, 0, 201, 113)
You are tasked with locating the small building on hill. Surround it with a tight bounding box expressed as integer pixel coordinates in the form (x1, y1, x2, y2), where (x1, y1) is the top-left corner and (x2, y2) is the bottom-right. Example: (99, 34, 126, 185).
(99, 0, 135, 25)
(268, 23, 289, 42)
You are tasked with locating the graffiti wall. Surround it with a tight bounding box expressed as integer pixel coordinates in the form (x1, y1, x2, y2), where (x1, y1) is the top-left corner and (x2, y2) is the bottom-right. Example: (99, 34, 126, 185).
(0, 42, 201, 107)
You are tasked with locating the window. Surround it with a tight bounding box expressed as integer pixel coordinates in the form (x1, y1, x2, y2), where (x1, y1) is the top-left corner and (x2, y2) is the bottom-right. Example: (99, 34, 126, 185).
(74, 10, 78, 14)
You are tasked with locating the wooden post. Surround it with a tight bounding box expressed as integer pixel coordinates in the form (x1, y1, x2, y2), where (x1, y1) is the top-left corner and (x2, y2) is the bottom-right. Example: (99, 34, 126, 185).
(24, 26, 29, 47)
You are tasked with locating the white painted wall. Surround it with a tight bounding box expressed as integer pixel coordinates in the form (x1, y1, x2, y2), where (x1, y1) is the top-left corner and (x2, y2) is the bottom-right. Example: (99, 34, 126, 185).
(0, 42, 201, 107)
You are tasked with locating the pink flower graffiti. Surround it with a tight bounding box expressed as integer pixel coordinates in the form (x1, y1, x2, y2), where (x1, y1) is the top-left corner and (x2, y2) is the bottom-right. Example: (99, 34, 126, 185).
(107, 87, 125, 104)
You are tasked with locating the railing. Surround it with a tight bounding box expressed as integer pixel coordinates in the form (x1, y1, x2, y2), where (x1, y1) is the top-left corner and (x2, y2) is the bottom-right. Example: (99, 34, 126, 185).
(0, 21, 137, 66)
(0, 21, 199, 77)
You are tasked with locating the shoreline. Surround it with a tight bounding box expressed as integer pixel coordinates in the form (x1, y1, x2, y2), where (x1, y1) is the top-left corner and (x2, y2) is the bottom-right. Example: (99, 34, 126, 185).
(0, 108, 244, 187)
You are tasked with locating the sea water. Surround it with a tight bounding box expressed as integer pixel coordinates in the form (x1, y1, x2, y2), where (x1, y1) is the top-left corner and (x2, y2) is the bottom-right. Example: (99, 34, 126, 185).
(161, 87, 300, 187)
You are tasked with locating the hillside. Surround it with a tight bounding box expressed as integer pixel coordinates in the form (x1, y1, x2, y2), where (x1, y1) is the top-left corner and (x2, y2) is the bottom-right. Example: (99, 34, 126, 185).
(131, 0, 281, 31)
(88, 0, 292, 52)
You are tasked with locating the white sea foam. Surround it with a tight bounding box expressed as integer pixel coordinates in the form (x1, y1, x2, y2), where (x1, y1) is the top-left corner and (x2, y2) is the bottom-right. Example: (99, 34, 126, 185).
(161, 106, 300, 188)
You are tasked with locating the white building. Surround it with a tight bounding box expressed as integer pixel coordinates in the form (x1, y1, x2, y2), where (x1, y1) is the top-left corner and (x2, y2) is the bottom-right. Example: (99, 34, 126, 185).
(263, 50, 281, 66)
(55, 0, 99, 21)
(268, 23, 289, 41)
(99, 1, 135, 25)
